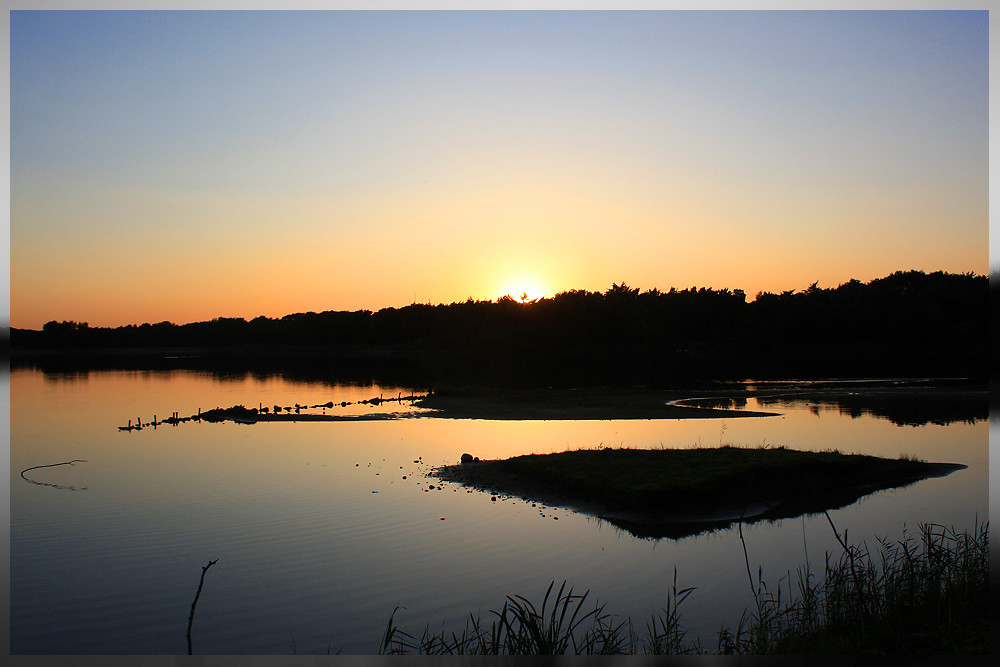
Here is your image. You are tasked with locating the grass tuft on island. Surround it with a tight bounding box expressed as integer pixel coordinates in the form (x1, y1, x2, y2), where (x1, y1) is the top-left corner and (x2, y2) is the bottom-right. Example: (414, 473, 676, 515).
(434, 446, 966, 538)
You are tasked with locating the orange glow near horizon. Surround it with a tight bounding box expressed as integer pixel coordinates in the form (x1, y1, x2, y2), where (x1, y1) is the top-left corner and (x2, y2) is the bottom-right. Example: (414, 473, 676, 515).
(11, 253, 991, 331)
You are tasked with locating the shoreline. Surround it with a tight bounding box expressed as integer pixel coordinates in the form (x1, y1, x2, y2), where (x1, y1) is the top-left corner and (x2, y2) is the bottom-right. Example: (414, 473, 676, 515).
(411, 389, 781, 420)
(116, 380, 987, 429)
(144, 391, 783, 428)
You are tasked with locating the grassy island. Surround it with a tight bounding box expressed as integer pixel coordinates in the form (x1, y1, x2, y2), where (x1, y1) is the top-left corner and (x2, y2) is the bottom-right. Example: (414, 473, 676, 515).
(434, 446, 966, 538)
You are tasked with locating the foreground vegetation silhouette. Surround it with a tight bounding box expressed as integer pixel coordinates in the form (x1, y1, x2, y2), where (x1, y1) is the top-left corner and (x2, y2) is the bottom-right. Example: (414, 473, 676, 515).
(11, 270, 988, 386)
(376, 520, 987, 655)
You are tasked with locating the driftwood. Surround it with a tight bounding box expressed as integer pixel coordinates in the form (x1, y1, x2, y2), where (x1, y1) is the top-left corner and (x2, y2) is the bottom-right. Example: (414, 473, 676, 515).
(19, 460, 88, 491)
(186, 558, 219, 655)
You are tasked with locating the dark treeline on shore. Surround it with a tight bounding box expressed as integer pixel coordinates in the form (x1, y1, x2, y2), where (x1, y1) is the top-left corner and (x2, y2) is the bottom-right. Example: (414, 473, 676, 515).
(11, 270, 990, 387)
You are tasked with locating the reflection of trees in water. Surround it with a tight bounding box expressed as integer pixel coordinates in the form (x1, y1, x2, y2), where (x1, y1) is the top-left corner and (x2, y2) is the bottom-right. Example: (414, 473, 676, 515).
(19, 351, 431, 392)
(754, 393, 987, 427)
(20, 460, 88, 491)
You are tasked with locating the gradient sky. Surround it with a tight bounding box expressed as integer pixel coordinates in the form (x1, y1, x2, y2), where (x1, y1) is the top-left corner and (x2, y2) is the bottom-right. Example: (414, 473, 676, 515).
(9, 9, 989, 330)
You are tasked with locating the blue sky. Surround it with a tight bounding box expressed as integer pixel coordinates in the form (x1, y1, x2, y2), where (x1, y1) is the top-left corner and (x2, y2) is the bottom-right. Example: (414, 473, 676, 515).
(8, 9, 990, 328)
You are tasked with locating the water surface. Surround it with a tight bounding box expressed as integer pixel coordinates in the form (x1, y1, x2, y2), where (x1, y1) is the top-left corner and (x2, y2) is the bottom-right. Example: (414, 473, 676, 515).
(9, 368, 987, 654)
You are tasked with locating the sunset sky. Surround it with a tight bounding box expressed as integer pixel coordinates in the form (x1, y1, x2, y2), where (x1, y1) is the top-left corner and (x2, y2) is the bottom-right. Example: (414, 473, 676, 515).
(9, 8, 989, 330)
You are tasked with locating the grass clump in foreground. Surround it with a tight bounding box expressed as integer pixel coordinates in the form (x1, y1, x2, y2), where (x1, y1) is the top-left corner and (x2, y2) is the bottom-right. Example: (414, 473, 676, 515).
(378, 520, 988, 655)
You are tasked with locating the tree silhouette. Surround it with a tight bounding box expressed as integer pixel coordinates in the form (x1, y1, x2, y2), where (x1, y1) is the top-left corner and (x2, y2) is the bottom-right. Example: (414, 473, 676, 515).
(10, 270, 988, 385)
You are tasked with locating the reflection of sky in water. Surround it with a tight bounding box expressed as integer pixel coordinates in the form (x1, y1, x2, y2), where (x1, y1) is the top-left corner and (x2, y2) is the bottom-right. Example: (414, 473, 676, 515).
(9, 369, 989, 654)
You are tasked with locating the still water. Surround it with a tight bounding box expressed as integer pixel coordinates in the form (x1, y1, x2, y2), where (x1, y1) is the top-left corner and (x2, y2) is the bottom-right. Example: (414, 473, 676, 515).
(9, 368, 988, 654)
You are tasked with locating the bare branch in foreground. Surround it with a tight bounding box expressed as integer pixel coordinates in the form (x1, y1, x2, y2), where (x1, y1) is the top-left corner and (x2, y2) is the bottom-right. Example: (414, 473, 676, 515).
(187, 559, 219, 655)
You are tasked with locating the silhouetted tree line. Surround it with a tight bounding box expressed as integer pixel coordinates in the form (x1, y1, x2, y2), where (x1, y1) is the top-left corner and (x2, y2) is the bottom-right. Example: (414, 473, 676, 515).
(992, 268, 1000, 376)
(10, 270, 989, 386)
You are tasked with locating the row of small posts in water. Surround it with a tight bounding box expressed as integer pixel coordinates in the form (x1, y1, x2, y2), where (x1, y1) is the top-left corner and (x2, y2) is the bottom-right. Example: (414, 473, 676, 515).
(118, 409, 204, 431)
(118, 392, 425, 431)
(258, 391, 417, 414)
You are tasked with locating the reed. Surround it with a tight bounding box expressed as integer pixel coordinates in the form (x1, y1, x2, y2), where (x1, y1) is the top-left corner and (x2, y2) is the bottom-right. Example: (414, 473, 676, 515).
(741, 519, 991, 654)
(641, 567, 702, 654)
(375, 520, 988, 655)
(379, 581, 640, 655)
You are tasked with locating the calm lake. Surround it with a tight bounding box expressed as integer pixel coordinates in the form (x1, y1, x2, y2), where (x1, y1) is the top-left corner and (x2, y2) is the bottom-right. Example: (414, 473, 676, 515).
(8, 367, 988, 654)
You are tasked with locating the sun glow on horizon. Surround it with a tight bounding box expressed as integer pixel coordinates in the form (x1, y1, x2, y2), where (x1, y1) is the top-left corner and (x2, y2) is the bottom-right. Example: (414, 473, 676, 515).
(498, 276, 550, 303)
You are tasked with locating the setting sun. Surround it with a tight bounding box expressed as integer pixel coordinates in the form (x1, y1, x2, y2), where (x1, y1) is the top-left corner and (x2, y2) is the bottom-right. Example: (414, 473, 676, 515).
(499, 277, 549, 303)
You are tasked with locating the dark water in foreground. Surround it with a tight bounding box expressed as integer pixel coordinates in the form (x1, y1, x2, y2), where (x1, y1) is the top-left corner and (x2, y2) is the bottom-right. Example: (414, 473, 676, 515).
(8, 369, 988, 654)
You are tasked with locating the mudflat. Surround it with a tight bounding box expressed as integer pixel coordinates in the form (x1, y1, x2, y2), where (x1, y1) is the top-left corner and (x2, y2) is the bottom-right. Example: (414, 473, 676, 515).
(154, 387, 780, 427)
(133, 379, 985, 425)
(412, 387, 780, 420)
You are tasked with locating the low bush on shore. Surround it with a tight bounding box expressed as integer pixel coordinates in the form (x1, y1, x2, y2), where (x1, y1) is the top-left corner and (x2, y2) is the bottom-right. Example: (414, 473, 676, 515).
(377, 520, 988, 655)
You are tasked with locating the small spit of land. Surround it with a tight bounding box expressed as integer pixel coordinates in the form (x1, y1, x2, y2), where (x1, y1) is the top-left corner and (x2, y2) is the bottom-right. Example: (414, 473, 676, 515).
(413, 387, 780, 420)
(119, 386, 790, 431)
(115, 387, 783, 430)
(117, 392, 425, 430)
(433, 446, 966, 539)
(117, 378, 986, 430)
